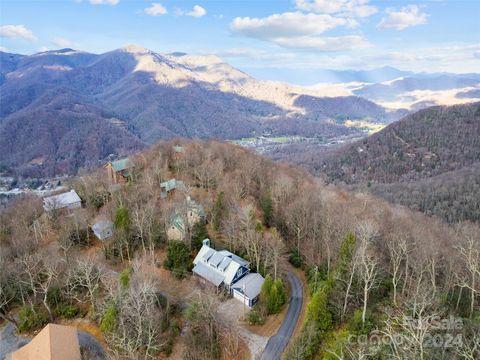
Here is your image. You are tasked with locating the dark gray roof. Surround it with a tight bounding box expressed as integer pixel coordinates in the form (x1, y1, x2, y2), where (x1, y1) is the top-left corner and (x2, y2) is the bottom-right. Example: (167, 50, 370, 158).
(231, 273, 265, 299)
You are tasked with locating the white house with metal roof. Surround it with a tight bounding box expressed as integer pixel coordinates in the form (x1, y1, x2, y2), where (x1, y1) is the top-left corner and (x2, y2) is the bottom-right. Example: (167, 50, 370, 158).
(43, 190, 82, 212)
(192, 239, 265, 307)
(193, 239, 249, 289)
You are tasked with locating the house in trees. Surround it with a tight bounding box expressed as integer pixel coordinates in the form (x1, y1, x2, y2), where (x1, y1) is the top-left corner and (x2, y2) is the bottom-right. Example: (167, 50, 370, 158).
(166, 196, 205, 241)
(12, 323, 81, 360)
(185, 196, 205, 224)
(105, 158, 134, 184)
(92, 220, 114, 241)
(160, 178, 186, 198)
(43, 189, 82, 212)
(231, 273, 265, 308)
(167, 212, 186, 241)
(192, 239, 261, 303)
(172, 145, 185, 160)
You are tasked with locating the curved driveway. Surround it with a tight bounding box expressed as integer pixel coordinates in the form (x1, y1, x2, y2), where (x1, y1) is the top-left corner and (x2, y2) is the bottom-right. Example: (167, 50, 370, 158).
(261, 271, 303, 360)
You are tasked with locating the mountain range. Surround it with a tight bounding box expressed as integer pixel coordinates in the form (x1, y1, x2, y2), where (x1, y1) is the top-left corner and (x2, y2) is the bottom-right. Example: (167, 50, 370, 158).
(1, 45, 479, 178)
(0, 45, 405, 177)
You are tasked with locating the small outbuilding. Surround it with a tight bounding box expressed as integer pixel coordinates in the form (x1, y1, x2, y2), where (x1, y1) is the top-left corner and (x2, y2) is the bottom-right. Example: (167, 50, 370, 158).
(231, 273, 265, 308)
(92, 220, 114, 241)
(43, 190, 81, 212)
(12, 323, 81, 360)
(160, 179, 186, 198)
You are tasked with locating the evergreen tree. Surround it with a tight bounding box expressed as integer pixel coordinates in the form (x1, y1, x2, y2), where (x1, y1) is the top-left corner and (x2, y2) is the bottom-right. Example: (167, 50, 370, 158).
(260, 190, 273, 227)
(212, 192, 225, 231)
(164, 241, 192, 278)
(191, 221, 210, 251)
(114, 206, 129, 230)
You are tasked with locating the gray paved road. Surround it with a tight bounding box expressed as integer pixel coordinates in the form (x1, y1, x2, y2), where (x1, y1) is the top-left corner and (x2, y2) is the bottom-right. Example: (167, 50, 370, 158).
(261, 271, 303, 360)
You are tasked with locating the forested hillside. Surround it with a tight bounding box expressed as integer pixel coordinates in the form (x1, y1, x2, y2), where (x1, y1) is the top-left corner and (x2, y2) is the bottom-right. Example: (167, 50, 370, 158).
(1, 140, 479, 360)
(281, 102, 480, 223)
(319, 102, 480, 184)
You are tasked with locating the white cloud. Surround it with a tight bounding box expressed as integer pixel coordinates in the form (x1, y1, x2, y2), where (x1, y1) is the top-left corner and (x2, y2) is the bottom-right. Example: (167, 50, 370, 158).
(187, 5, 206, 18)
(52, 37, 73, 48)
(37, 46, 50, 53)
(231, 12, 355, 39)
(214, 48, 296, 61)
(144, 3, 167, 16)
(230, 11, 365, 51)
(378, 5, 428, 30)
(295, 0, 377, 18)
(0, 45, 9, 52)
(0, 24, 37, 42)
(272, 35, 369, 51)
(89, 0, 119, 5)
(176, 5, 207, 18)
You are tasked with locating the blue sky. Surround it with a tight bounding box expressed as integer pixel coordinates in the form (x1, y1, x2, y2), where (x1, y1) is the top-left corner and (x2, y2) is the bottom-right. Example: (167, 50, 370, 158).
(1, 0, 479, 82)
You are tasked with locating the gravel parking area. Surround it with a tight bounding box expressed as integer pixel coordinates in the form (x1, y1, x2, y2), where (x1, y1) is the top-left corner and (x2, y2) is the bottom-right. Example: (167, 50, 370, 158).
(218, 298, 269, 360)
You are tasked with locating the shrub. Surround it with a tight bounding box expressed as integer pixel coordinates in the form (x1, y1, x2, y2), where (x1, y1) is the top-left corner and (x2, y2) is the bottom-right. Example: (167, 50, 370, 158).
(100, 303, 117, 334)
(88, 190, 109, 210)
(247, 310, 265, 325)
(307, 266, 328, 294)
(349, 309, 374, 335)
(56, 304, 80, 318)
(119, 267, 132, 289)
(322, 329, 351, 360)
(114, 207, 129, 230)
(46, 286, 62, 307)
(289, 251, 304, 268)
(17, 306, 48, 333)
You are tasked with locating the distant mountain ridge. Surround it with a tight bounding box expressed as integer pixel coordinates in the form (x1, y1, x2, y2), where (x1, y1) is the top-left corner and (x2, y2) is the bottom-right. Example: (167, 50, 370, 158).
(0, 45, 403, 177)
